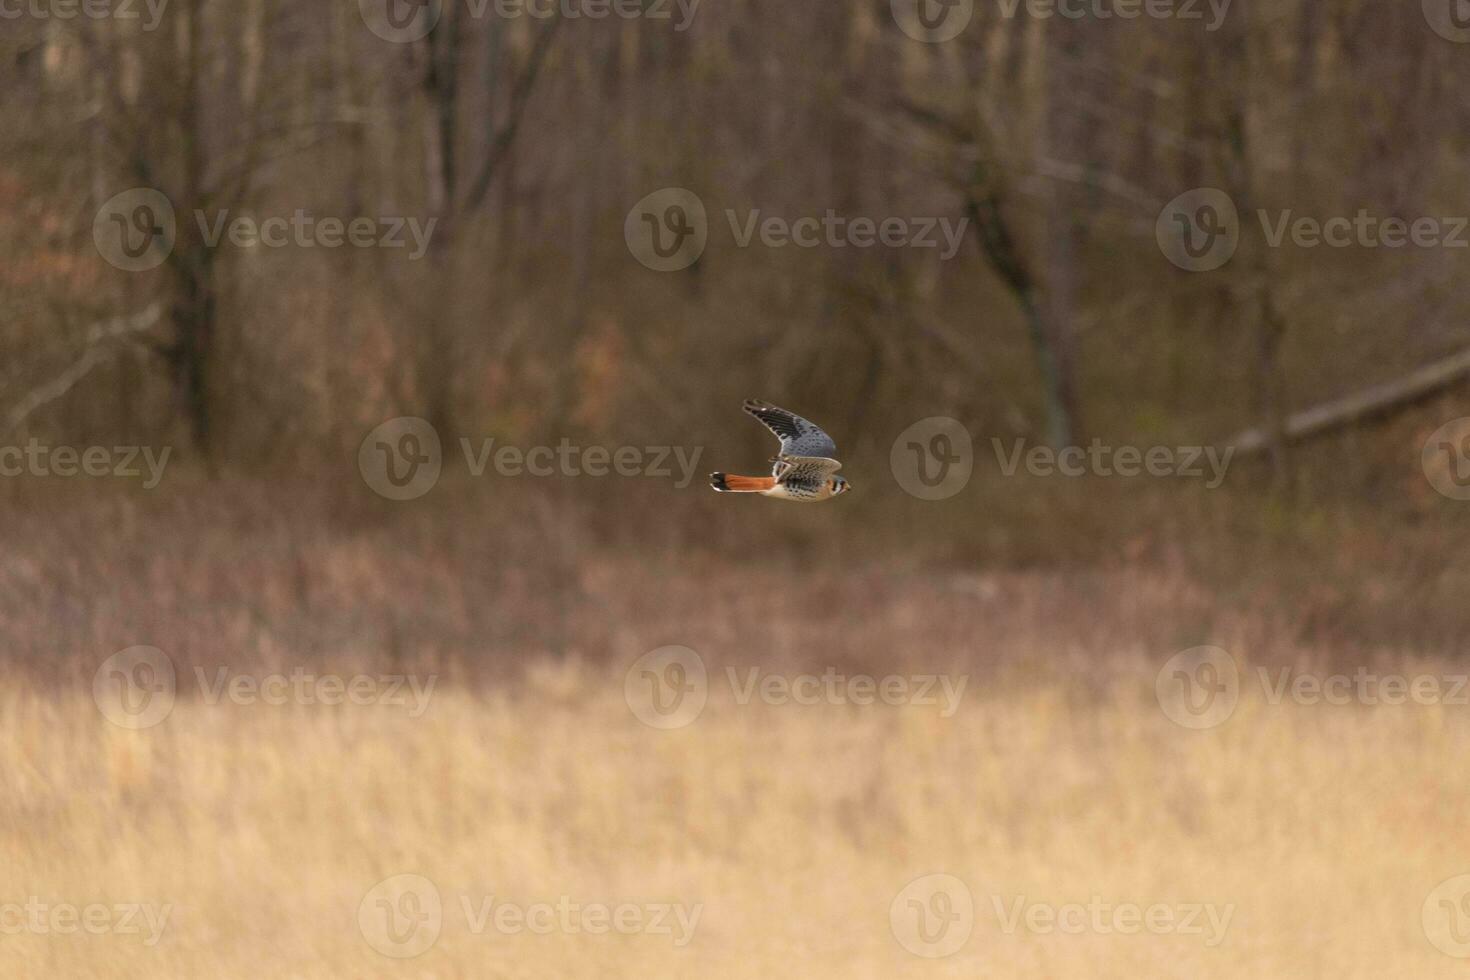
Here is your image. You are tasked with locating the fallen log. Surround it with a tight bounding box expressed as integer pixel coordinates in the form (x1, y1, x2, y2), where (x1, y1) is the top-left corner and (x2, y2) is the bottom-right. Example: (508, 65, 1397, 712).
(1227, 346, 1470, 454)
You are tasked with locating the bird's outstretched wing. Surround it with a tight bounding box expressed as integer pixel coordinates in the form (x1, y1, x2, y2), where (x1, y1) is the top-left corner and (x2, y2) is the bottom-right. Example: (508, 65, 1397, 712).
(742, 400, 838, 460)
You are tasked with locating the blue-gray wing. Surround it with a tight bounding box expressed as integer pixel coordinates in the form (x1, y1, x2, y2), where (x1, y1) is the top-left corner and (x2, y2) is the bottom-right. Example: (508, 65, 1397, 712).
(743, 400, 838, 459)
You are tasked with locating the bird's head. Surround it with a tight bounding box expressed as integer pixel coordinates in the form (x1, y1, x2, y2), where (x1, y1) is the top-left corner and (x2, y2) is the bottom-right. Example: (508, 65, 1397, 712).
(830, 476, 852, 496)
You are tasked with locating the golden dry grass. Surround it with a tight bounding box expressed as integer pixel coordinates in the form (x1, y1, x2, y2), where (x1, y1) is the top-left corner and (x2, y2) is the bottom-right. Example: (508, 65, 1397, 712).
(4, 649, 1470, 978)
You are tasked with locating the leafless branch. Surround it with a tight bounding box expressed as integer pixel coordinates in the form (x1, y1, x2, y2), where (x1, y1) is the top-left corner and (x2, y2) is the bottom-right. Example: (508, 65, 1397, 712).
(1227, 346, 1470, 454)
(460, 18, 563, 215)
(2, 305, 163, 439)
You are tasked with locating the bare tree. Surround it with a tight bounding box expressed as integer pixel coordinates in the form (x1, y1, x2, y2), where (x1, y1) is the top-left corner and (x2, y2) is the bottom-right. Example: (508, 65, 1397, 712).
(413, 10, 561, 437)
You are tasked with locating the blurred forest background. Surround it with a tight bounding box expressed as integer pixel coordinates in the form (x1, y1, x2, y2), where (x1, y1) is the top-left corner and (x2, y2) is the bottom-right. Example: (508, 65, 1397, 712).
(2, 0, 1468, 636)
(3, 0, 1469, 486)
(4, 4, 1470, 976)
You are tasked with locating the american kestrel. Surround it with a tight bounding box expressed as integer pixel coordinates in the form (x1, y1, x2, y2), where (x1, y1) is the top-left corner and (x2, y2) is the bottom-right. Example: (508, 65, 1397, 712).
(710, 400, 852, 502)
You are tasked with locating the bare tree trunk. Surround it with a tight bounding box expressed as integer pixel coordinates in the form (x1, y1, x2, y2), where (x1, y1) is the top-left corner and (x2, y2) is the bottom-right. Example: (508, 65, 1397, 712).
(1040, 16, 1086, 447)
(419, 8, 461, 439)
(964, 168, 1074, 448)
(897, 21, 1082, 450)
(171, 254, 218, 458)
(414, 15, 560, 439)
(1218, 10, 1289, 486)
(170, 0, 220, 463)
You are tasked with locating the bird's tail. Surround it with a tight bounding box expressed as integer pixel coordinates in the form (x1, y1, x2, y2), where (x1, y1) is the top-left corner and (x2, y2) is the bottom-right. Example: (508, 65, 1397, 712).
(710, 473, 776, 493)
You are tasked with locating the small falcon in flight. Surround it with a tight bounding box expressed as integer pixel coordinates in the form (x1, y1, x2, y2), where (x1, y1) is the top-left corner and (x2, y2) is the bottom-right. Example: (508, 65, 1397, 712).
(710, 400, 851, 502)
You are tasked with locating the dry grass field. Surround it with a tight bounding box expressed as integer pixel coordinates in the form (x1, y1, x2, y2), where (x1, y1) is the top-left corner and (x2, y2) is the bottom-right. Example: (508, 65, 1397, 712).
(2, 481, 1469, 978)
(5, 652, 1470, 978)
